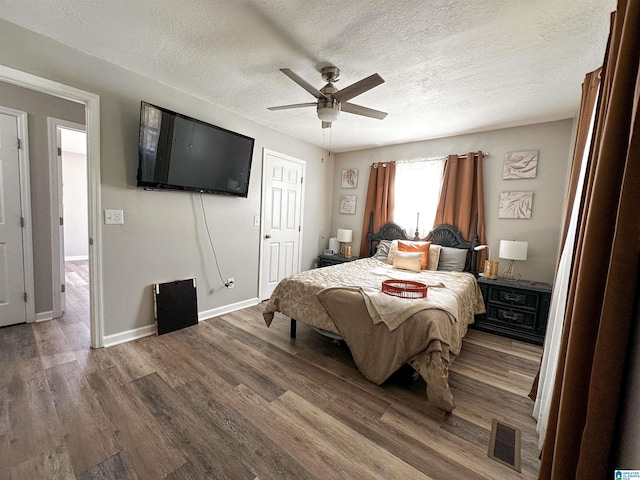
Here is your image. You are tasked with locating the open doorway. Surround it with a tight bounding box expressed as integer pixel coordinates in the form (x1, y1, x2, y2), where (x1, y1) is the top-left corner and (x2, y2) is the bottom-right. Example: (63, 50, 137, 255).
(0, 64, 104, 348)
(49, 120, 89, 330)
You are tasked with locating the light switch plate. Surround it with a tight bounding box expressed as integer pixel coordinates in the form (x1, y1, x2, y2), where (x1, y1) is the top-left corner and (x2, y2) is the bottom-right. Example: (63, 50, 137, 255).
(105, 209, 124, 225)
(253, 215, 260, 227)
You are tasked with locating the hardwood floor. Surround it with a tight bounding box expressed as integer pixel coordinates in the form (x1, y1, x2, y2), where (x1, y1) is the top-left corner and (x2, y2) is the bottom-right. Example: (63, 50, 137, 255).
(1, 271, 542, 479)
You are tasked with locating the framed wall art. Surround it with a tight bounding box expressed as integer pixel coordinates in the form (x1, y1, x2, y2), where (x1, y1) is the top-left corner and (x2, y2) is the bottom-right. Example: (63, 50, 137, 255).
(498, 191, 533, 219)
(503, 150, 538, 179)
(339, 195, 357, 214)
(341, 168, 359, 188)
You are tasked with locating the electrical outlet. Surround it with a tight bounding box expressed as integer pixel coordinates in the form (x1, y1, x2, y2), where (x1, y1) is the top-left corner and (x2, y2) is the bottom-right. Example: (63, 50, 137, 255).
(226, 278, 235, 289)
(104, 209, 124, 225)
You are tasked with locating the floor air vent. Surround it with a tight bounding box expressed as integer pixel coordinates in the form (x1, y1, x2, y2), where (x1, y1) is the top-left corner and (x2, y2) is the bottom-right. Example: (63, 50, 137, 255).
(488, 418, 521, 472)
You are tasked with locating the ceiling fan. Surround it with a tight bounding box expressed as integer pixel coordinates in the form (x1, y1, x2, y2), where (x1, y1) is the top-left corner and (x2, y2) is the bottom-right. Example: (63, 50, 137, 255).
(268, 66, 388, 129)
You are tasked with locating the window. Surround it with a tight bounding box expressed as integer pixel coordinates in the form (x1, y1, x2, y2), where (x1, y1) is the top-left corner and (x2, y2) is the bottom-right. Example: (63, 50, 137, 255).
(394, 159, 445, 237)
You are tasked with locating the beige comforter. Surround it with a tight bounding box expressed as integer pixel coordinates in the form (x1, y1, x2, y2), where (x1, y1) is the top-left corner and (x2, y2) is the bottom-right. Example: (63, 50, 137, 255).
(263, 257, 485, 411)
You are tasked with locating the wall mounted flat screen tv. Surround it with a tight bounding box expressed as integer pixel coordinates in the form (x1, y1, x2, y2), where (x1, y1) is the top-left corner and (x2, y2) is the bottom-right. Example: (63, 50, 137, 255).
(137, 102, 255, 197)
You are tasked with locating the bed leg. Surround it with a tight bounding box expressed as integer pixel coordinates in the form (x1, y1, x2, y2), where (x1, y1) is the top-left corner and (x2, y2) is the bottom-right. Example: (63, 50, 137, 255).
(290, 319, 297, 338)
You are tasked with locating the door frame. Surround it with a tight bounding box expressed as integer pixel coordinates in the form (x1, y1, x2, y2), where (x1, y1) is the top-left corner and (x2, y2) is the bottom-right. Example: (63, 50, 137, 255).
(48, 118, 86, 319)
(0, 105, 35, 324)
(0, 64, 105, 348)
(258, 148, 306, 300)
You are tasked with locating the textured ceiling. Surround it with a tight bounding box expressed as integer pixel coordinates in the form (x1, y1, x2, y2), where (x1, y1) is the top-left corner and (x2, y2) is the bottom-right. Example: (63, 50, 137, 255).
(0, 0, 615, 152)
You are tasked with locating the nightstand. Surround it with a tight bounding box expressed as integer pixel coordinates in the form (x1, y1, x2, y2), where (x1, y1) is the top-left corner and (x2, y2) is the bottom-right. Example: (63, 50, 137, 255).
(318, 254, 360, 267)
(475, 277, 552, 345)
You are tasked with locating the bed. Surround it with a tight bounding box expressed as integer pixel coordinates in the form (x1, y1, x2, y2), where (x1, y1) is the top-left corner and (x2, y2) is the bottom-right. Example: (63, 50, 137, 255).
(262, 221, 485, 412)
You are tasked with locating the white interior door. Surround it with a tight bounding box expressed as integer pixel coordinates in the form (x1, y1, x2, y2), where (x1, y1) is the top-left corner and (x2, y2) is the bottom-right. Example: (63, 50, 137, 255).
(0, 113, 27, 326)
(260, 150, 305, 300)
(56, 125, 66, 313)
(49, 119, 87, 319)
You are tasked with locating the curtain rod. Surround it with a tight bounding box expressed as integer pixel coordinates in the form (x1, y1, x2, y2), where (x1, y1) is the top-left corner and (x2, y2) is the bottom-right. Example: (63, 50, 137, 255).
(457, 151, 489, 158)
(371, 152, 489, 167)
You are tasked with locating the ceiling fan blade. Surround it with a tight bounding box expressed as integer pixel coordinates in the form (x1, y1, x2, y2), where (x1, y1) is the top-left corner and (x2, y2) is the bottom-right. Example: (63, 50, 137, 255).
(280, 68, 328, 100)
(267, 102, 317, 111)
(341, 102, 388, 120)
(322, 121, 332, 129)
(333, 73, 384, 103)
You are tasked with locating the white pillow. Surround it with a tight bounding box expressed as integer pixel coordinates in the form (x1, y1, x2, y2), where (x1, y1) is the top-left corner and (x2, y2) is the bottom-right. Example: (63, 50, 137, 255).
(392, 251, 424, 272)
(373, 240, 393, 261)
(437, 246, 468, 272)
(386, 240, 400, 264)
(427, 244, 441, 270)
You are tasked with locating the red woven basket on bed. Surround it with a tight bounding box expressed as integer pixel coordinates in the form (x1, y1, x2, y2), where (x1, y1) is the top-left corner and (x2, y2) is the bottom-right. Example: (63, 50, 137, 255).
(382, 280, 428, 299)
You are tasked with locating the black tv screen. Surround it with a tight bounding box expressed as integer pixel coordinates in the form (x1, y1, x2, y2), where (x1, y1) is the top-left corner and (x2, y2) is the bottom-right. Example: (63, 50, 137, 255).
(137, 102, 255, 197)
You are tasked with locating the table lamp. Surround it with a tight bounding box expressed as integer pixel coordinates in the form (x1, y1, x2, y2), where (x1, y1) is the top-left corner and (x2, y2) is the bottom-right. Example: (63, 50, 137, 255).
(337, 228, 353, 258)
(499, 240, 528, 281)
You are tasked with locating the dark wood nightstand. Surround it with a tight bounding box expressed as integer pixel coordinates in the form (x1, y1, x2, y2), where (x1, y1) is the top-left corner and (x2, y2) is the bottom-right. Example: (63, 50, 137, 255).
(475, 276, 552, 345)
(318, 254, 360, 267)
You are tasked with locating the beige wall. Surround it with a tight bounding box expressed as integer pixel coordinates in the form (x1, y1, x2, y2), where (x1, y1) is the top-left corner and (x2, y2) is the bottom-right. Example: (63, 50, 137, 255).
(332, 119, 574, 284)
(0, 81, 85, 314)
(0, 19, 332, 337)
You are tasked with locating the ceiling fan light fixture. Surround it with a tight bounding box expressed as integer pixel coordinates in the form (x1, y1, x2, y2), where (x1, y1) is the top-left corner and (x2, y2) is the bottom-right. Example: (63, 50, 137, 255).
(317, 106, 340, 122)
(317, 98, 340, 123)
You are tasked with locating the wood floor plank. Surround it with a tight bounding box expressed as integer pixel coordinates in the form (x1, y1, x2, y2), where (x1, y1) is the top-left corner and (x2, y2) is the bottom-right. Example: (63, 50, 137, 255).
(171, 323, 286, 402)
(58, 321, 90, 353)
(45, 361, 119, 475)
(31, 320, 76, 369)
(381, 406, 537, 480)
(270, 390, 432, 480)
(324, 395, 485, 480)
(0, 357, 66, 470)
(223, 384, 364, 480)
(175, 377, 312, 480)
(9, 443, 76, 480)
(0, 323, 38, 364)
(465, 328, 542, 362)
(76, 451, 138, 480)
(85, 366, 185, 479)
(219, 308, 303, 355)
(198, 320, 338, 408)
(133, 372, 256, 479)
(104, 341, 158, 382)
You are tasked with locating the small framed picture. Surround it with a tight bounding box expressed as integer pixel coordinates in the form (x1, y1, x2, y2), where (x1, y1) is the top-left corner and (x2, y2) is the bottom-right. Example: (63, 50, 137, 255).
(341, 168, 359, 188)
(499, 191, 533, 219)
(503, 151, 538, 179)
(339, 195, 357, 214)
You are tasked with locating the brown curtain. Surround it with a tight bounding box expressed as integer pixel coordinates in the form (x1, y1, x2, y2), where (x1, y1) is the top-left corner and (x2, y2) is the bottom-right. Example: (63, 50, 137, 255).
(433, 152, 487, 267)
(358, 162, 396, 257)
(539, 2, 640, 478)
(529, 67, 602, 402)
(558, 67, 602, 254)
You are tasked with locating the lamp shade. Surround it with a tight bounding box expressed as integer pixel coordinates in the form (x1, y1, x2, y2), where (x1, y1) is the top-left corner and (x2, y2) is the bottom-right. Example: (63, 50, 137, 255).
(337, 228, 352, 243)
(499, 240, 528, 261)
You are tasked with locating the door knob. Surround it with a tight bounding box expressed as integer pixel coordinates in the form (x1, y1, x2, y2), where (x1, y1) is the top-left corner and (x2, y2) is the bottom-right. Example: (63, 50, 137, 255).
(265, 234, 271, 239)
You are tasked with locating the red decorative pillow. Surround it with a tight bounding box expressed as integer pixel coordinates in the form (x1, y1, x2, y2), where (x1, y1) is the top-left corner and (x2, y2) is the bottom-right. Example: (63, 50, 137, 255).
(397, 241, 431, 270)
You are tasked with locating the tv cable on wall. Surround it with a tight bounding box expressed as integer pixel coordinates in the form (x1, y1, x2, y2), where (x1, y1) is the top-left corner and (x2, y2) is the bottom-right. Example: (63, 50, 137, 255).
(199, 192, 231, 288)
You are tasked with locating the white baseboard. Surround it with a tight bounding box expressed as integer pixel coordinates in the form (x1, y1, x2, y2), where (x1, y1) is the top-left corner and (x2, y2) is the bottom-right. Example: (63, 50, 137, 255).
(102, 297, 260, 348)
(103, 323, 157, 348)
(65, 255, 89, 261)
(198, 297, 260, 322)
(35, 311, 54, 322)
